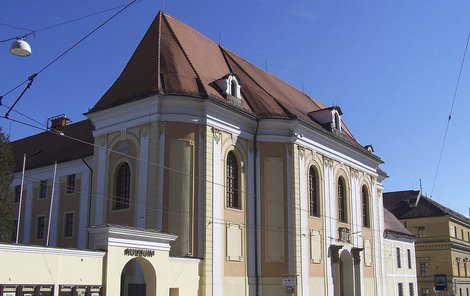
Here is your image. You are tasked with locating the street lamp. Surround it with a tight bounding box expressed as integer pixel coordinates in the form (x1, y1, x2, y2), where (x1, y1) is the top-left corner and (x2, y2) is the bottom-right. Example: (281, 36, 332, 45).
(10, 38, 32, 57)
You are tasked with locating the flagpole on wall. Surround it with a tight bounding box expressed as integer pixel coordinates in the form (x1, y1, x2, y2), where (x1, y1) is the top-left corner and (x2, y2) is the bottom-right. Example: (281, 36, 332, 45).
(16, 153, 26, 244)
(46, 161, 57, 247)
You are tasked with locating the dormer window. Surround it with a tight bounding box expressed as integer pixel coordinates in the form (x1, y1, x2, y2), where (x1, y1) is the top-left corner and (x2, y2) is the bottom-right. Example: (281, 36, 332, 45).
(214, 73, 242, 106)
(230, 79, 238, 97)
(307, 106, 343, 132)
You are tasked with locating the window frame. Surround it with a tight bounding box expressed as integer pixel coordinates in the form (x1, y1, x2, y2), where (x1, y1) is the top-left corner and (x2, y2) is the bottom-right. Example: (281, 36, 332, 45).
(337, 177, 347, 223)
(417, 226, 425, 238)
(398, 283, 404, 296)
(64, 212, 74, 238)
(409, 283, 414, 296)
(308, 166, 319, 217)
(407, 249, 412, 269)
(361, 185, 370, 227)
(66, 174, 76, 194)
(113, 162, 131, 210)
(396, 247, 402, 268)
(36, 215, 45, 240)
(226, 151, 240, 209)
(39, 180, 48, 199)
(420, 262, 429, 276)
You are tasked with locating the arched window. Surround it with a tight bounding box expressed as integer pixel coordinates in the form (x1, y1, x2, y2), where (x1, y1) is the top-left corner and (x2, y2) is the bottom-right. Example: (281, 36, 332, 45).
(226, 151, 239, 208)
(334, 112, 341, 130)
(230, 79, 238, 97)
(338, 177, 347, 222)
(309, 166, 319, 216)
(362, 185, 370, 227)
(114, 162, 131, 210)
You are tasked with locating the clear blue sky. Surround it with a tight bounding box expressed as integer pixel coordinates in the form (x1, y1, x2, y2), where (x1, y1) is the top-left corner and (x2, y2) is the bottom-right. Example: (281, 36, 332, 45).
(1, 1, 469, 217)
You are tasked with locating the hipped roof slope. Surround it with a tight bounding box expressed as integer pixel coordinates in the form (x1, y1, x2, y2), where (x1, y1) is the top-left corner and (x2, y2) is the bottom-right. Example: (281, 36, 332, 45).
(10, 120, 94, 172)
(90, 12, 362, 144)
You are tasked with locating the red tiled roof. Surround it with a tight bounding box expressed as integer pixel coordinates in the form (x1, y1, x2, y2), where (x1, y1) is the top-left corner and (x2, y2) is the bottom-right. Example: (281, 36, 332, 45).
(10, 120, 94, 172)
(89, 13, 365, 141)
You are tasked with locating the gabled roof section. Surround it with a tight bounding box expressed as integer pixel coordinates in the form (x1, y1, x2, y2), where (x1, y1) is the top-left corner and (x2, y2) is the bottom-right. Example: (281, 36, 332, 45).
(384, 190, 470, 225)
(88, 11, 366, 149)
(10, 120, 94, 172)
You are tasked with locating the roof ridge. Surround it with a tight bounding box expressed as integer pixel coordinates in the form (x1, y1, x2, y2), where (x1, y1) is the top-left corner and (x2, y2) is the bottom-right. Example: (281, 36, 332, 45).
(162, 12, 222, 49)
(156, 11, 162, 92)
(161, 13, 208, 96)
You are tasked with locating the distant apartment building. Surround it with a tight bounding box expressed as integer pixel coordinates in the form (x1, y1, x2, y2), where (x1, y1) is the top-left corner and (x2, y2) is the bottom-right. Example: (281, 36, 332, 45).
(384, 190, 470, 296)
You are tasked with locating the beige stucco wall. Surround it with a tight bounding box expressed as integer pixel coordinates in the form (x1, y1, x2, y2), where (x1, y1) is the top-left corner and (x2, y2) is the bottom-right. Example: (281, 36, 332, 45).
(0, 243, 104, 296)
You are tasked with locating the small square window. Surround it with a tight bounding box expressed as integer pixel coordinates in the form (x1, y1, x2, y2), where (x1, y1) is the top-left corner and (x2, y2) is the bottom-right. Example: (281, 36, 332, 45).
(66, 174, 76, 194)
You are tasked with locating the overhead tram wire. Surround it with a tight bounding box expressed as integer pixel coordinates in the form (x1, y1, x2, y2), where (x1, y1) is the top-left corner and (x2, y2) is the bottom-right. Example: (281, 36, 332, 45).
(430, 32, 470, 199)
(0, 0, 144, 43)
(1, 0, 139, 118)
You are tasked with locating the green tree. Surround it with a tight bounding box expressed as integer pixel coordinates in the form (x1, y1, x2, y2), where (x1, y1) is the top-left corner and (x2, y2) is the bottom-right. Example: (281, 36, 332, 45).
(0, 127, 14, 242)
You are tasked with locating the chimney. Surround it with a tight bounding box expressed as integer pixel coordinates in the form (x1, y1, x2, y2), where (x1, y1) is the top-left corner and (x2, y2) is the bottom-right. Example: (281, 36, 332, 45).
(48, 114, 71, 130)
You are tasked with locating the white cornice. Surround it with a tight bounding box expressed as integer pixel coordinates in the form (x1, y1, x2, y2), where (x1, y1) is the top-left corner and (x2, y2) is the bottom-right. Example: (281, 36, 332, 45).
(0, 243, 105, 257)
(87, 93, 382, 174)
(89, 225, 178, 251)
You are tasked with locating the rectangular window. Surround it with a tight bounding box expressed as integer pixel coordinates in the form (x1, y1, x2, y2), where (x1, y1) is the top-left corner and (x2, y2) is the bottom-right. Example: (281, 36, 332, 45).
(39, 180, 48, 199)
(398, 283, 403, 296)
(466, 287, 468, 296)
(465, 262, 468, 277)
(417, 226, 425, 238)
(420, 262, 429, 276)
(66, 174, 75, 194)
(64, 212, 74, 237)
(409, 283, 414, 296)
(462, 229, 465, 241)
(457, 260, 461, 277)
(36, 216, 45, 239)
(396, 247, 402, 268)
(422, 288, 429, 296)
(468, 231, 470, 242)
(455, 226, 458, 238)
(407, 249, 412, 269)
(14, 185, 21, 202)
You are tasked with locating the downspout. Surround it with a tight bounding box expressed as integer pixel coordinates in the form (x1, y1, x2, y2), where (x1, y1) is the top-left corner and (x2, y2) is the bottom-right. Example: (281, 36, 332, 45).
(82, 157, 93, 248)
(253, 118, 260, 296)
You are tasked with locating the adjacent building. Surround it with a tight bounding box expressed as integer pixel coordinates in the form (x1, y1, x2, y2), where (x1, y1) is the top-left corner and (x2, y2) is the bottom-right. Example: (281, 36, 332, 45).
(383, 208, 418, 296)
(4, 11, 390, 296)
(384, 190, 470, 296)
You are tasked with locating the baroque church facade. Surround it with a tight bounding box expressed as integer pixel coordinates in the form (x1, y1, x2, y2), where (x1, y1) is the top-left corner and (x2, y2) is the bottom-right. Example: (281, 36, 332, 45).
(7, 12, 389, 296)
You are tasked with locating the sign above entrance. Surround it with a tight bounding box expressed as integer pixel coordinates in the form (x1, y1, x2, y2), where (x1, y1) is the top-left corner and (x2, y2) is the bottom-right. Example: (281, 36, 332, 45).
(124, 248, 155, 257)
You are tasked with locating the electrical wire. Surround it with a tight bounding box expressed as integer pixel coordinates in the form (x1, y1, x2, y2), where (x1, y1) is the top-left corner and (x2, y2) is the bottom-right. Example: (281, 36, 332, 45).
(0, 0, 139, 108)
(0, 1, 144, 43)
(430, 32, 470, 199)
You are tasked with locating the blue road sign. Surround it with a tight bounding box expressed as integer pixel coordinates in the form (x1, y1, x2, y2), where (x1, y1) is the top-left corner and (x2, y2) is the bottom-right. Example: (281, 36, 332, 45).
(434, 274, 447, 291)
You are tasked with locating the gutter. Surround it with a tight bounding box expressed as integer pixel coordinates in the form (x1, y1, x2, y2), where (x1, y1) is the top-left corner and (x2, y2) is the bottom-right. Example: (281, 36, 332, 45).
(253, 118, 260, 296)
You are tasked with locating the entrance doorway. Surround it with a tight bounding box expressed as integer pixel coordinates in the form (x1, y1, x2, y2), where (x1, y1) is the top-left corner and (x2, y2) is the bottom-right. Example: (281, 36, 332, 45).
(120, 258, 156, 296)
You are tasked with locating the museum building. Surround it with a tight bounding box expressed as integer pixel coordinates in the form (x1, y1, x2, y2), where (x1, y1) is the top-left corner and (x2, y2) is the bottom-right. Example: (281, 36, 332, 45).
(4, 11, 390, 296)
